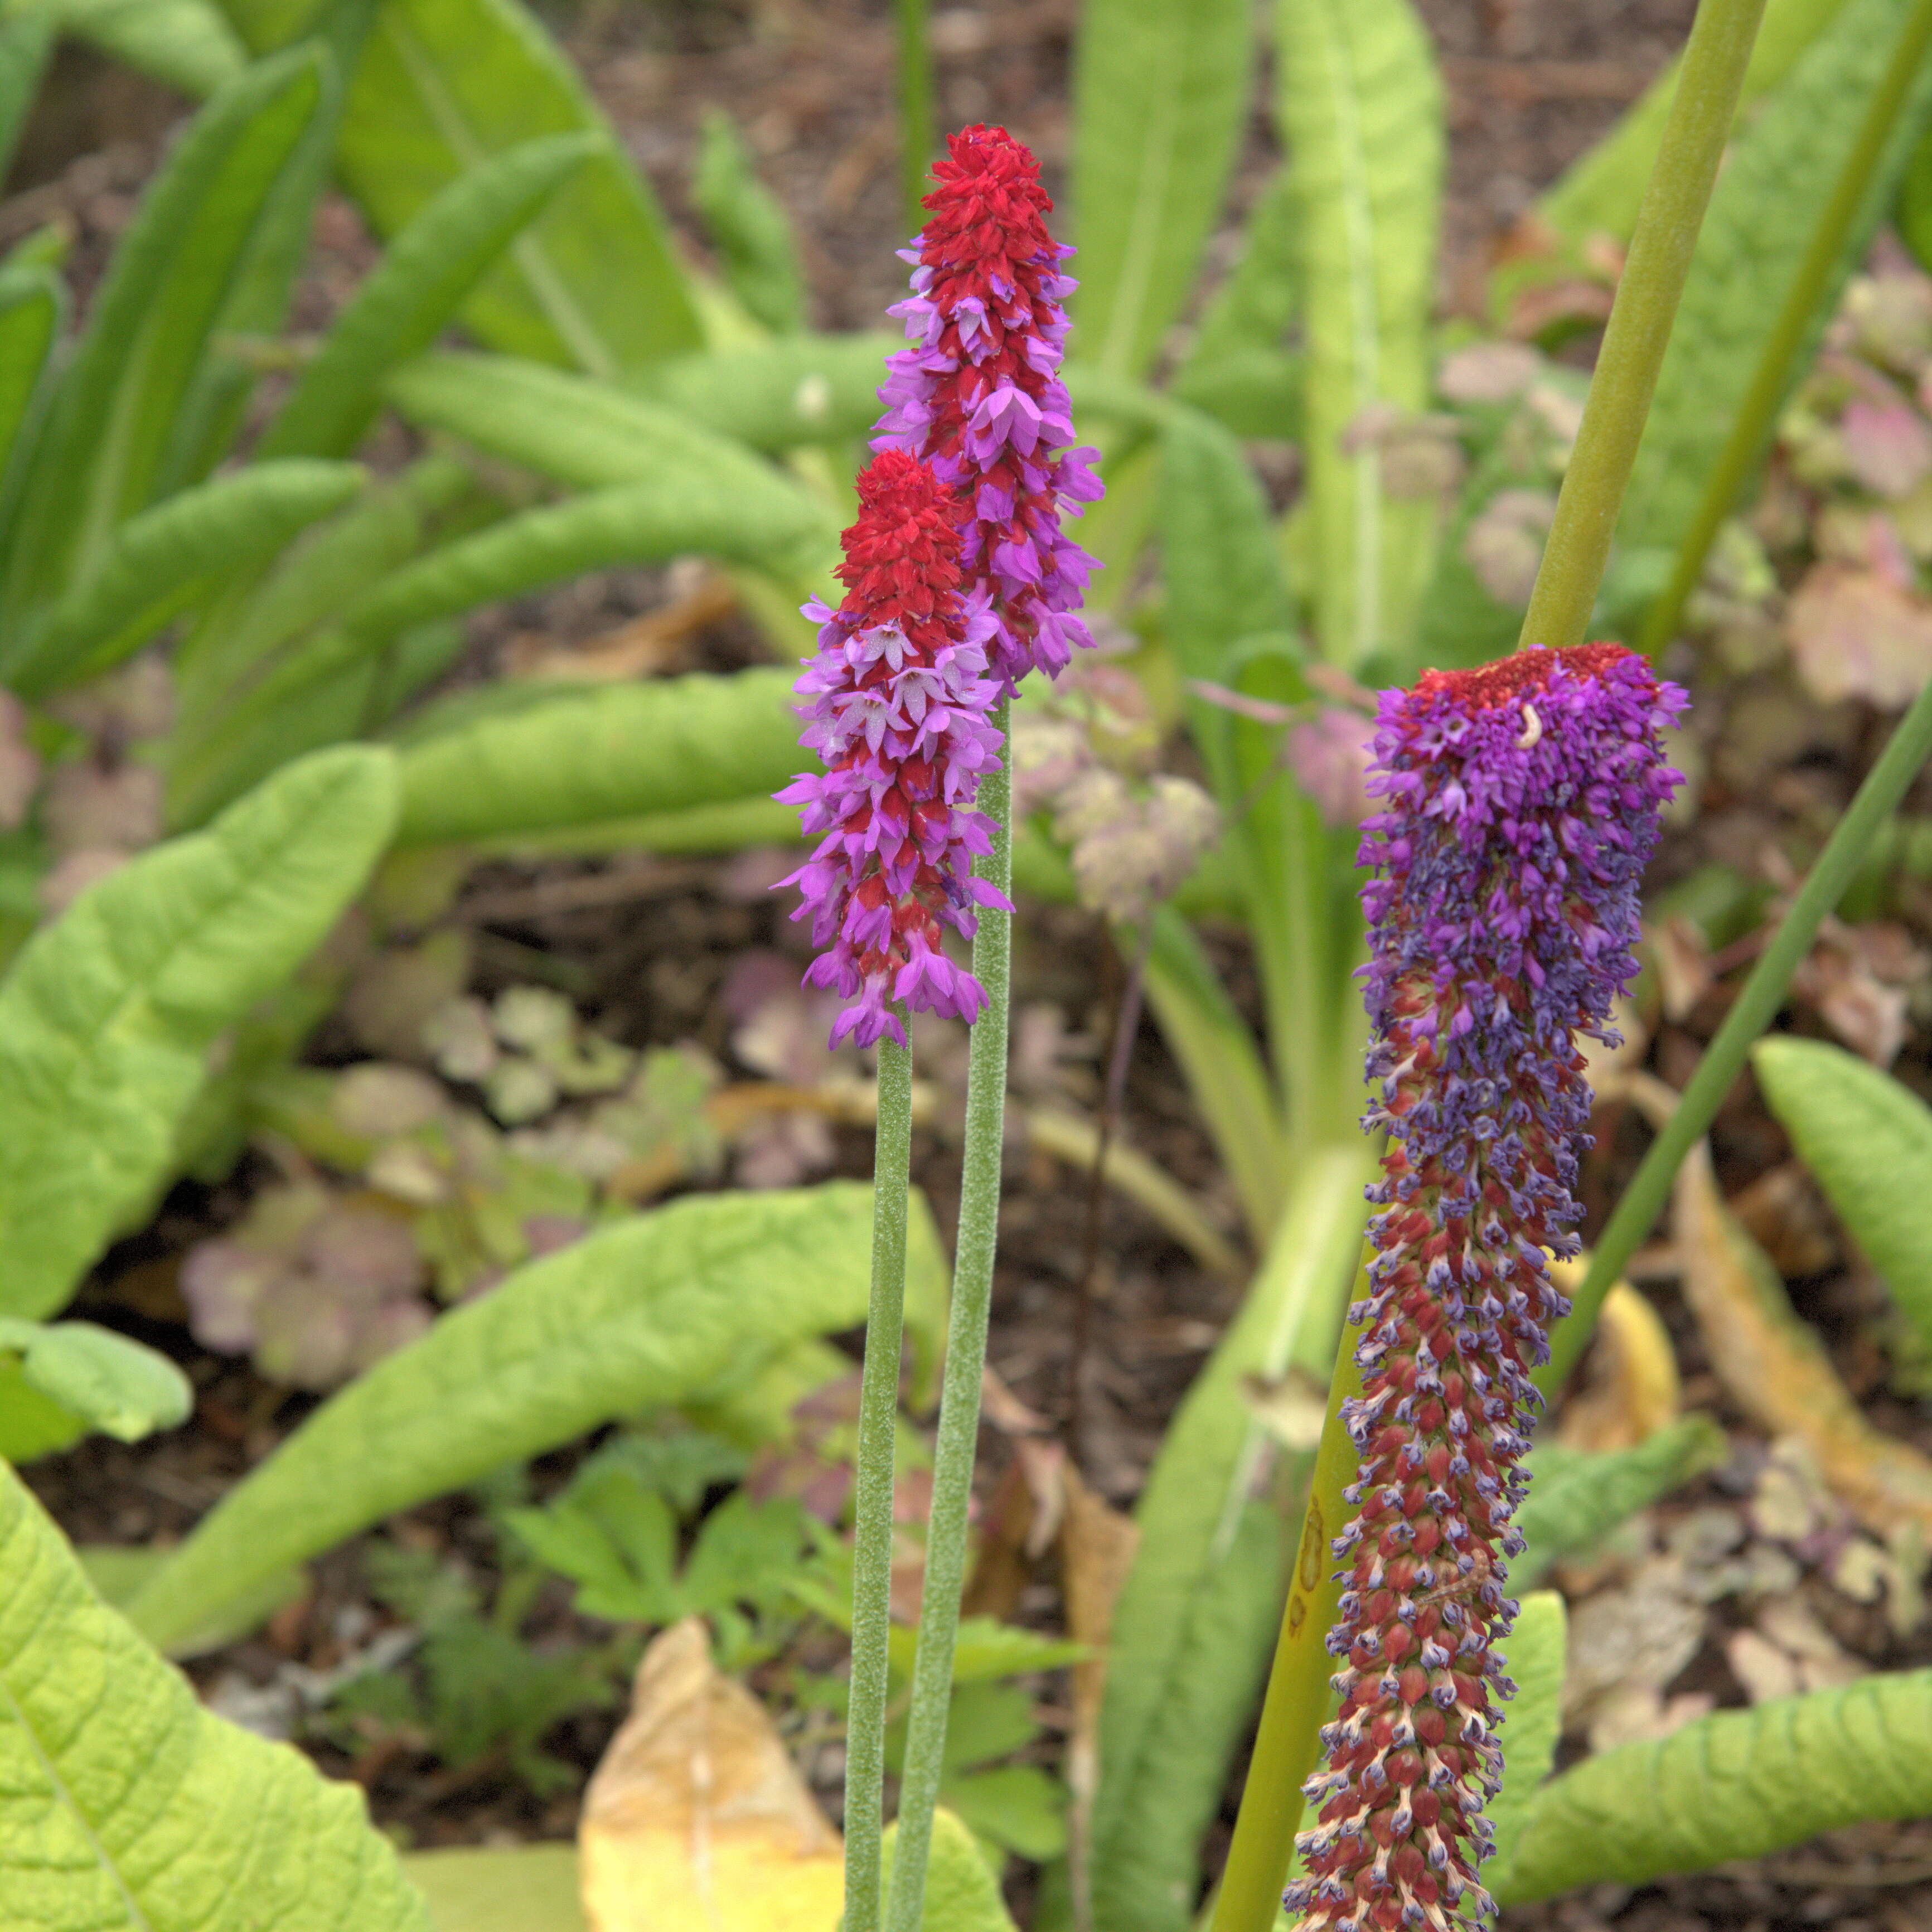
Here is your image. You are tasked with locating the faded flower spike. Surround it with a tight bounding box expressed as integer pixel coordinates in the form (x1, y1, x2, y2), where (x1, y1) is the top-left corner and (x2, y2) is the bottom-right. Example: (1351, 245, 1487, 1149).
(1287, 644, 1686, 1932)
(776, 448, 1009, 1049)
(874, 123, 1103, 690)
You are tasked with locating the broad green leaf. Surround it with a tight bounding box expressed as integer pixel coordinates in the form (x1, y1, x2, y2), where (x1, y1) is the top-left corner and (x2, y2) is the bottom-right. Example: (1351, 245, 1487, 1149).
(1091, 1147, 1371, 1932)
(0, 1361, 92, 1462)
(1071, 0, 1253, 378)
(637, 332, 899, 450)
(0, 47, 325, 647)
(1276, 0, 1442, 667)
(50, 0, 248, 96)
(882, 1808, 1021, 1932)
(1496, 1667, 1932, 1903)
(393, 666, 804, 845)
(1619, 0, 1932, 565)
(1483, 1590, 1566, 1901)
(0, 1316, 192, 1444)
(1754, 1034, 1932, 1351)
(218, 0, 705, 374)
(887, 1616, 1090, 1684)
(124, 1183, 948, 1654)
(9, 458, 365, 696)
(0, 265, 62, 506)
(400, 1845, 585, 1932)
(945, 1765, 1067, 1862)
(79, 1544, 308, 1659)
(1515, 1414, 1727, 1589)
(260, 132, 599, 459)
(0, 4, 54, 186)
(0, 744, 399, 1322)
(0, 1461, 429, 1932)
(694, 110, 807, 336)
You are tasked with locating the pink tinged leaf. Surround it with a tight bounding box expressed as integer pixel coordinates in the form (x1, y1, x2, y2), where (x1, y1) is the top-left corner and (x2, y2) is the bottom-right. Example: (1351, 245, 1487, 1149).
(1785, 561, 1932, 707)
(1839, 398, 1932, 500)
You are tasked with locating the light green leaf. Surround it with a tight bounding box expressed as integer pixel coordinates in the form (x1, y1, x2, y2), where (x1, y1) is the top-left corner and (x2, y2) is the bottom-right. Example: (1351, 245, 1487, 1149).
(1515, 1414, 1728, 1589)
(1483, 1590, 1566, 1900)
(1071, 0, 1254, 378)
(0, 744, 399, 1322)
(80, 1544, 308, 1659)
(0, 1461, 429, 1932)
(0, 1361, 91, 1462)
(1754, 1034, 1932, 1352)
(50, 0, 248, 97)
(882, 1808, 1020, 1932)
(1497, 1668, 1932, 1903)
(0, 4, 54, 188)
(638, 332, 898, 449)
(393, 666, 804, 845)
(888, 1616, 1090, 1685)
(0, 1316, 192, 1444)
(124, 1183, 948, 1655)
(694, 110, 807, 337)
(262, 132, 599, 459)
(1619, 0, 1932, 562)
(1276, 0, 1442, 666)
(944, 1765, 1067, 1863)
(11, 458, 365, 696)
(400, 1845, 585, 1932)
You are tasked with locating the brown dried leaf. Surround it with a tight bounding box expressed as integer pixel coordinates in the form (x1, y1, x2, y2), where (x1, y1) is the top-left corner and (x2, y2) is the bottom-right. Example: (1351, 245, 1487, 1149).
(579, 1619, 844, 1932)
(1553, 1274, 1681, 1454)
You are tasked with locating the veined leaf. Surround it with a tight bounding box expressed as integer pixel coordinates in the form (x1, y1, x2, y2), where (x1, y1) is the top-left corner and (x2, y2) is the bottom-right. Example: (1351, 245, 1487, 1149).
(0, 1463, 429, 1932)
(80, 1545, 308, 1660)
(882, 1809, 1020, 1932)
(0, 1316, 192, 1452)
(1497, 1668, 1932, 1902)
(49, 0, 248, 97)
(1276, 0, 1442, 667)
(400, 1846, 585, 1932)
(10, 458, 365, 696)
(1619, 0, 1932, 564)
(637, 332, 899, 450)
(124, 1183, 948, 1655)
(1071, 0, 1253, 379)
(0, 4, 54, 186)
(1754, 1034, 1932, 1352)
(393, 666, 803, 844)
(1481, 1590, 1566, 1901)
(262, 132, 598, 459)
(0, 745, 399, 1323)
(694, 110, 807, 337)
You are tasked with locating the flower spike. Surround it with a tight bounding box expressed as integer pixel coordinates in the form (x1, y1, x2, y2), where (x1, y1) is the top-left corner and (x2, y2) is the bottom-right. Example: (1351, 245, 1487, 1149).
(777, 449, 1010, 1048)
(1286, 643, 1687, 1932)
(874, 123, 1103, 691)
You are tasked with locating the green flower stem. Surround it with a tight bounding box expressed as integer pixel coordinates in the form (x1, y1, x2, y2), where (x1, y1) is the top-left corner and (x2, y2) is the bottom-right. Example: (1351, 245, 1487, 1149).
(896, 0, 936, 238)
(1207, 1254, 1371, 1932)
(1517, 0, 1769, 654)
(1637, 0, 1932, 658)
(845, 1022, 916, 1932)
(883, 699, 1013, 1932)
(1541, 667, 1932, 1393)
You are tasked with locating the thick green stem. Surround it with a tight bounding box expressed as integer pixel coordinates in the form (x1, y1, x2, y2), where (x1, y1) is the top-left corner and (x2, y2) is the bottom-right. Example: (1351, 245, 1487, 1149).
(1517, 0, 1769, 653)
(895, 0, 936, 238)
(844, 1028, 915, 1932)
(1208, 1252, 1372, 1932)
(1638, 0, 1932, 657)
(882, 703, 1013, 1932)
(1542, 670, 1932, 1393)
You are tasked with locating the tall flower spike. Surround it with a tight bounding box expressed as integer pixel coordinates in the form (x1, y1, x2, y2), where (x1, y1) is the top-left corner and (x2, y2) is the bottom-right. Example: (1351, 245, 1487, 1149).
(1287, 644, 1686, 1932)
(777, 449, 1010, 1049)
(874, 123, 1103, 691)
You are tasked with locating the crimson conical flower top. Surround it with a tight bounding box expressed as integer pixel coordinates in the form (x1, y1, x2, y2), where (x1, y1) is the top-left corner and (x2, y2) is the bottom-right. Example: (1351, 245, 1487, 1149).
(874, 124, 1103, 690)
(1286, 643, 1686, 1932)
(776, 449, 1009, 1049)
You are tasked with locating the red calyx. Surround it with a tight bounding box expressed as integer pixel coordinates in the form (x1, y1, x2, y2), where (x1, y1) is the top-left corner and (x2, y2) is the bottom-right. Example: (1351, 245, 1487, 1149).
(1412, 641, 1644, 711)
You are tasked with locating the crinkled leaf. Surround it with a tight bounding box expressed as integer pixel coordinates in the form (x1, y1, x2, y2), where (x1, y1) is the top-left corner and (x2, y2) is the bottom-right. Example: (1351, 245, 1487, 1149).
(0, 1461, 429, 1932)
(399, 1845, 584, 1932)
(882, 1809, 1021, 1932)
(1483, 1590, 1566, 1900)
(635, 333, 900, 451)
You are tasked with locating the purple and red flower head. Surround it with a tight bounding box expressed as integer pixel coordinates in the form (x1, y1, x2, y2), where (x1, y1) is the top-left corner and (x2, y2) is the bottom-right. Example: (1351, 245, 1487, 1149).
(1287, 644, 1686, 1932)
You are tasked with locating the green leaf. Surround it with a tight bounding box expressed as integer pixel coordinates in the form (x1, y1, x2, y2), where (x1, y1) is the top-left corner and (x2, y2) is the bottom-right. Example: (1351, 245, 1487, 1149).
(0, 1461, 429, 1932)
(399, 1845, 584, 1932)
(261, 132, 599, 460)
(1619, 0, 1932, 561)
(0, 744, 399, 1322)
(1071, 0, 1254, 378)
(11, 458, 366, 696)
(1754, 1034, 1932, 1352)
(50, 0, 249, 97)
(79, 1543, 308, 1659)
(638, 332, 899, 450)
(393, 666, 804, 845)
(1181, 163, 1299, 376)
(943, 1764, 1068, 1863)
(0, 47, 326, 646)
(1496, 1667, 1932, 1903)
(893, 1616, 1090, 1684)
(123, 1183, 948, 1654)
(1515, 1414, 1728, 1589)
(694, 110, 807, 337)
(0, 265, 62, 506)
(0, 4, 54, 188)
(1483, 1590, 1566, 1900)
(0, 1316, 192, 1443)
(881, 1808, 1020, 1932)
(1276, 0, 1443, 666)
(220, 0, 706, 374)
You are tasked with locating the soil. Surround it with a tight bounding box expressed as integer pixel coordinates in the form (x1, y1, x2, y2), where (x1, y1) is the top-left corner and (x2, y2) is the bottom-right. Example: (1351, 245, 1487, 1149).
(14, 3, 1932, 1930)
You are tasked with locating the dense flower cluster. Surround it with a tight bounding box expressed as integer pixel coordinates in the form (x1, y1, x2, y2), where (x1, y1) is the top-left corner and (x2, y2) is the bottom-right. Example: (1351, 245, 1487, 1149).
(1286, 644, 1686, 1932)
(874, 123, 1102, 690)
(776, 449, 1008, 1048)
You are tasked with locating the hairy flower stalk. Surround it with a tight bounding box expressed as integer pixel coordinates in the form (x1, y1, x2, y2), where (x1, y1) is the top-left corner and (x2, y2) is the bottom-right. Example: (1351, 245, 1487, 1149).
(778, 448, 1008, 1048)
(874, 122, 1102, 690)
(1286, 643, 1685, 1932)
